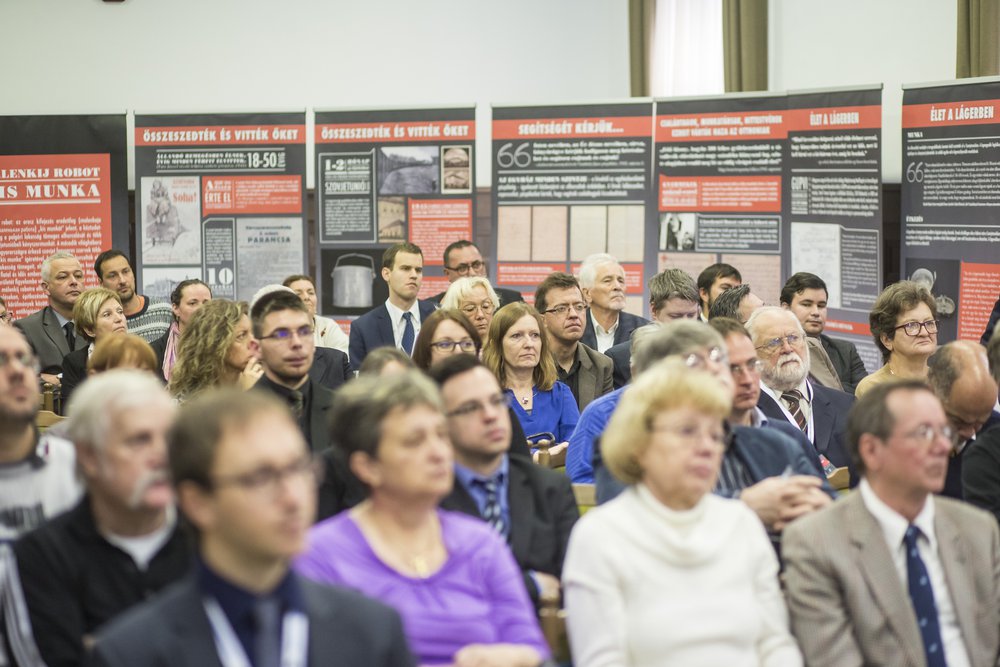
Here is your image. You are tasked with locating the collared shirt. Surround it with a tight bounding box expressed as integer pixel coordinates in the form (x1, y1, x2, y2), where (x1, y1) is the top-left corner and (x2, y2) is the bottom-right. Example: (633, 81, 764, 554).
(198, 559, 306, 667)
(555, 350, 582, 406)
(51, 308, 71, 330)
(590, 312, 618, 353)
(858, 480, 971, 667)
(760, 379, 814, 442)
(256, 375, 313, 448)
(384, 299, 422, 350)
(454, 456, 511, 535)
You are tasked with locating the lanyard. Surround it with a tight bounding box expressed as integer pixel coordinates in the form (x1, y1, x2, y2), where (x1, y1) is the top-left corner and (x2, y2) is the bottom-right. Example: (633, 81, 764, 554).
(203, 597, 309, 667)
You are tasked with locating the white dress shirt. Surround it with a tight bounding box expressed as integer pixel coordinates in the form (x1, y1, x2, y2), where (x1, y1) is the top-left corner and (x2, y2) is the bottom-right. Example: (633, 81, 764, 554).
(384, 299, 422, 351)
(590, 312, 618, 353)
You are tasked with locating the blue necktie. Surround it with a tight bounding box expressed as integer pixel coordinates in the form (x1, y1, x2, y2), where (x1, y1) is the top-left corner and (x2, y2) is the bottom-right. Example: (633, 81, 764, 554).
(401, 312, 415, 356)
(478, 477, 508, 541)
(904, 525, 947, 667)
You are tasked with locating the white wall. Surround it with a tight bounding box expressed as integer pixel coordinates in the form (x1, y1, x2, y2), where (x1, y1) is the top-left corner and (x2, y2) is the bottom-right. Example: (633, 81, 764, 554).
(769, 0, 957, 182)
(0, 0, 630, 188)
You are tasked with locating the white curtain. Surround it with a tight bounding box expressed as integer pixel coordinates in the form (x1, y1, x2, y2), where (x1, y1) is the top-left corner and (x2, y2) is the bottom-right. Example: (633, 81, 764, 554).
(650, 0, 724, 97)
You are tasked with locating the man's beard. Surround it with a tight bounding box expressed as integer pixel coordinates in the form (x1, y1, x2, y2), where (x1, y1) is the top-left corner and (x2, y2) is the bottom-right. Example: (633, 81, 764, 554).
(762, 350, 809, 392)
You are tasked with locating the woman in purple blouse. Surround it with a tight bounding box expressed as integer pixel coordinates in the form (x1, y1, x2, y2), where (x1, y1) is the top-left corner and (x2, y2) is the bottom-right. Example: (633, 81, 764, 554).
(295, 371, 549, 667)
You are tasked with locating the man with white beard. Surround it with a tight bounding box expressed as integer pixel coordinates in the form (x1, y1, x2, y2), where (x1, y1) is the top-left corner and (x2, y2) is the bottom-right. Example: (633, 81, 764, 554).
(747, 307, 856, 485)
(15, 371, 192, 667)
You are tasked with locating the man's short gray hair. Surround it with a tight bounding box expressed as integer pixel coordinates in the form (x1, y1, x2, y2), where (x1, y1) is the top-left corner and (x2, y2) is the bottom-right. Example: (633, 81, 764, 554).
(65, 370, 175, 450)
(631, 320, 724, 376)
(41, 251, 79, 283)
(745, 306, 805, 341)
(578, 253, 620, 289)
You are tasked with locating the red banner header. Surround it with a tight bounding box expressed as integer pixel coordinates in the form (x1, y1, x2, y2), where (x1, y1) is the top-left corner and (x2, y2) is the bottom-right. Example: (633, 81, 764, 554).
(316, 121, 475, 144)
(135, 125, 306, 146)
(492, 116, 651, 140)
(902, 99, 1000, 128)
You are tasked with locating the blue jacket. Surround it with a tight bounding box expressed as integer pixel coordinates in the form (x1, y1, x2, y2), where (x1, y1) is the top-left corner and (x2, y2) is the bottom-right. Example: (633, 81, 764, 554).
(348, 300, 437, 371)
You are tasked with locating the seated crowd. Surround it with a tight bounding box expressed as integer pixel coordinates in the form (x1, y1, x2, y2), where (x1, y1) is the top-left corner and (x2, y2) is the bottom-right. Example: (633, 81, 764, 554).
(1, 241, 1000, 667)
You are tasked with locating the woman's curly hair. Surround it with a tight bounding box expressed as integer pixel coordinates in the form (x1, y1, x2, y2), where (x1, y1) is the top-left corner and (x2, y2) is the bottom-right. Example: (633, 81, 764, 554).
(168, 299, 249, 400)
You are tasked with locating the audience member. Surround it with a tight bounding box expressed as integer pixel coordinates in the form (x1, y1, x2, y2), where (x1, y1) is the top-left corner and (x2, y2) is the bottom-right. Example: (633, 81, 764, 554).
(283, 273, 350, 355)
(15, 371, 189, 667)
(411, 309, 480, 370)
(964, 337, 1000, 520)
(923, 341, 1000, 500)
(856, 280, 938, 398)
(535, 272, 613, 410)
(563, 359, 803, 666)
(89, 389, 413, 667)
(349, 243, 437, 371)
(358, 346, 416, 376)
(14, 251, 87, 384)
(433, 355, 578, 607)
(60, 287, 127, 404)
(440, 276, 500, 342)
(87, 334, 158, 375)
(430, 239, 523, 306)
(784, 380, 1000, 667)
(605, 268, 700, 388)
(168, 299, 262, 400)
(981, 294, 1000, 345)
(150, 279, 211, 382)
(708, 283, 762, 322)
(0, 295, 9, 326)
(483, 303, 579, 456)
(297, 372, 549, 667)
(579, 253, 648, 353)
(249, 290, 337, 452)
(781, 272, 868, 394)
(697, 262, 742, 321)
(748, 307, 855, 480)
(94, 250, 172, 342)
(0, 326, 81, 541)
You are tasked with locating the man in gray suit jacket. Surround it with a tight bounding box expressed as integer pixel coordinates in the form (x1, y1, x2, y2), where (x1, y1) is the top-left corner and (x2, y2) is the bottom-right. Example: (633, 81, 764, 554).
(14, 251, 87, 385)
(88, 388, 413, 667)
(536, 272, 612, 411)
(784, 379, 1000, 667)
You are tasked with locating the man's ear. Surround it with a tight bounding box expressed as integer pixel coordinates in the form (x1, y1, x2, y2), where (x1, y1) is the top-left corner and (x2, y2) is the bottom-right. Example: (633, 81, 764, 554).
(581, 287, 593, 305)
(381, 266, 392, 283)
(857, 432, 882, 474)
(74, 441, 101, 479)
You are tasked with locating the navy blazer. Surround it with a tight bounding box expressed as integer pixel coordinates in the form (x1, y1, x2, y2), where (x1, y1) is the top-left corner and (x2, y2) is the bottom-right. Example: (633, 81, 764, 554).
(310, 347, 351, 392)
(348, 300, 437, 371)
(948, 410, 1000, 501)
(604, 340, 632, 389)
(430, 286, 524, 307)
(757, 382, 855, 481)
(87, 574, 414, 667)
(982, 295, 1000, 345)
(580, 310, 649, 352)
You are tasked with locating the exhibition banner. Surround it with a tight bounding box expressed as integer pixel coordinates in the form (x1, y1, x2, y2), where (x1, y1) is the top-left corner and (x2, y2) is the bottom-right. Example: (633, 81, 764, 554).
(134, 112, 307, 301)
(785, 87, 883, 371)
(0, 114, 128, 318)
(491, 101, 655, 313)
(314, 106, 476, 320)
(902, 80, 1000, 343)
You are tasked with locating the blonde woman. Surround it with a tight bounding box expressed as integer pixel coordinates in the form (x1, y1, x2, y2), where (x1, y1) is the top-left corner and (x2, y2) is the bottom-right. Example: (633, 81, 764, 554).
(168, 299, 261, 400)
(61, 287, 127, 403)
(442, 276, 500, 342)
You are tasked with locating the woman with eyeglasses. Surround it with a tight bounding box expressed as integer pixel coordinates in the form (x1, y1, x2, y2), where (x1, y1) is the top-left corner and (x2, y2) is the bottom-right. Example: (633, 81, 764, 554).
(855, 281, 938, 399)
(563, 358, 802, 667)
(296, 371, 549, 667)
(412, 309, 481, 370)
(484, 303, 579, 458)
(441, 277, 500, 342)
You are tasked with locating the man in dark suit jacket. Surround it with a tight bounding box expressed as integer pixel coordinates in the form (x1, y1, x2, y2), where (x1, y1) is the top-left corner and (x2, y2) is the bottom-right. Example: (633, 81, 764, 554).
(349, 243, 437, 371)
(535, 272, 612, 411)
(428, 239, 523, 306)
(780, 272, 868, 394)
(982, 294, 1000, 345)
(88, 390, 413, 667)
(14, 251, 87, 384)
(431, 355, 578, 606)
(249, 290, 336, 452)
(578, 253, 648, 352)
(748, 307, 856, 481)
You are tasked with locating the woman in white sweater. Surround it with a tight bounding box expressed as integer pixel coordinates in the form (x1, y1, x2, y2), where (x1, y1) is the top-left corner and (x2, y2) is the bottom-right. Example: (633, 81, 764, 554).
(562, 358, 802, 667)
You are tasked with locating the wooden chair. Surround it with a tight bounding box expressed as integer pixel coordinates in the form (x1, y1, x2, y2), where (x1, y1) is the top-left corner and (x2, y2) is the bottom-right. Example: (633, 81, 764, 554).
(572, 483, 597, 515)
(529, 432, 567, 469)
(36, 410, 64, 431)
(828, 466, 850, 492)
(539, 597, 570, 663)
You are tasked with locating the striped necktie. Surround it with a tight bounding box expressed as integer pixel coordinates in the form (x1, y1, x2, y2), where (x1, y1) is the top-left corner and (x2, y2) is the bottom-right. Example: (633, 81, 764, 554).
(477, 478, 508, 540)
(781, 389, 807, 432)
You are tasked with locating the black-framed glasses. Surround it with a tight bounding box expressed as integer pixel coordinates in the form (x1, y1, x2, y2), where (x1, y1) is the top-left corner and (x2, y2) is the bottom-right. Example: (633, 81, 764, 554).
(446, 260, 484, 275)
(211, 455, 320, 496)
(755, 334, 802, 353)
(446, 393, 507, 418)
(430, 339, 477, 353)
(894, 320, 938, 337)
(730, 359, 763, 377)
(543, 303, 587, 317)
(461, 301, 496, 316)
(0, 350, 39, 372)
(260, 325, 314, 341)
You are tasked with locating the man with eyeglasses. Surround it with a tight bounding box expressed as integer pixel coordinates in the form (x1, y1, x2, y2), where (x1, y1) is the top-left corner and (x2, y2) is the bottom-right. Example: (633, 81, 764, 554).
(747, 307, 856, 484)
(429, 240, 523, 307)
(784, 379, 1000, 667)
(433, 355, 578, 609)
(250, 290, 339, 452)
(0, 326, 81, 542)
(88, 388, 413, 667)
(923, 341, 1000, 501)
(534, 273, 612, 411)
(15, 371, 189, 667)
